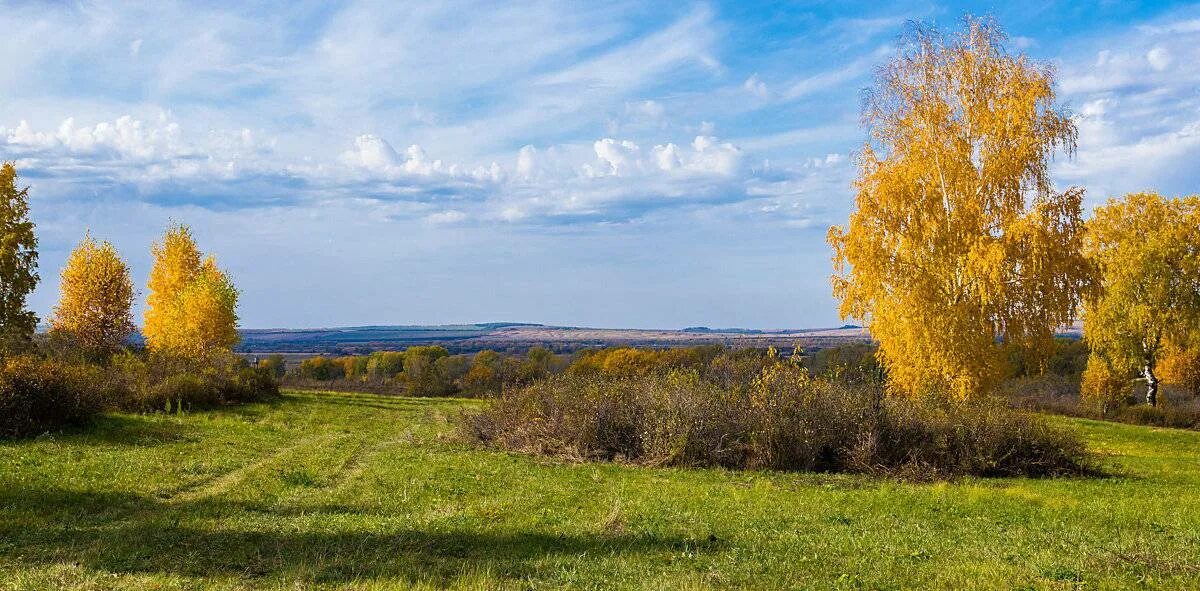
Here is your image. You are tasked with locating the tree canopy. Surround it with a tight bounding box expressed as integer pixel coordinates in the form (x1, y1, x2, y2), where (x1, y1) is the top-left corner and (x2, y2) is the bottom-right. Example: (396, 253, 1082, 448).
(143, 224, 240, 359)
(50, 234, 135, 356)
(1082, 192, 1200, 406)
(829, 18, 1089, 400)
(0, 163, 39, 354)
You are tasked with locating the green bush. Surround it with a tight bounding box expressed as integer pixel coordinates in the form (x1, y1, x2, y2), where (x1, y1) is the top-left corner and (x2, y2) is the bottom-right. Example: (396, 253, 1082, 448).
(366, 351, 405, 379)
(141, 373, 221, 411)
(0, 356, 104, 438)
(462, 360, 1091, 479)
(257, 354, 287, 378)
(296, 356, 344, 381)
(97, 351, 279, 412)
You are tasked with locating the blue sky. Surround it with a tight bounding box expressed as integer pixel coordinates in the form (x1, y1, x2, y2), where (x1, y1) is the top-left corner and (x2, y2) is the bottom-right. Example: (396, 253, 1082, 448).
(3, 1, 1199, 329)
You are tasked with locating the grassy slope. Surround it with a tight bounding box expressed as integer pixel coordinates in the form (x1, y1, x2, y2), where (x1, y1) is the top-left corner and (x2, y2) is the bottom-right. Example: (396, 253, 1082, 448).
(1, 391, 1198, 590)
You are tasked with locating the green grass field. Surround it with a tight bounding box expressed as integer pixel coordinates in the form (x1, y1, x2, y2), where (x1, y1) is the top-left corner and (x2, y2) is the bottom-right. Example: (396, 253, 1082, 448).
(1, 390, 1198, 590)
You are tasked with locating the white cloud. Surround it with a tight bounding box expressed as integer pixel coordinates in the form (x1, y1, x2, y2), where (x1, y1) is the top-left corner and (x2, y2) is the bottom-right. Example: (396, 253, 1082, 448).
(806, 153, 844, 168)
(743, 74, 768, 98)
(590, 138, 642, 177)
(652, 143, 682, 171)
(688, 136, 741, 175)
(1055, 14, 1200, 200)
(584, 136, 741, 178)
(401, 144, 443, 176)
(516, 145, 538, 178)
(424, 209, 467, 224)
(1147, 46, 1171, 71)
(3, 115, 183, 161)
(342, 134, 400, 171)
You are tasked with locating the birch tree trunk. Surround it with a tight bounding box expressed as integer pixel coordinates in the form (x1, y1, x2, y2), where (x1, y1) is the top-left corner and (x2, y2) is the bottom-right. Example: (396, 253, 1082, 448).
(1144, 362, 1159, 407)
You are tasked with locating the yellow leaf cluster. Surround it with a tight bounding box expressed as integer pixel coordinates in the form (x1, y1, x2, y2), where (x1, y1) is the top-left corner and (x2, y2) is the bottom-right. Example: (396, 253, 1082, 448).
(828, 18, 1089, 400)
(49, 233, 135, 354)
(1158, 346, 1200, 398)
(143, 224, 239, 359)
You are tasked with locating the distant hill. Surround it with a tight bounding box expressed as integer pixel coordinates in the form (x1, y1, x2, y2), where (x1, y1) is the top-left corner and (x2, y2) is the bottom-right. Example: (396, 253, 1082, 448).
(119, 321, 1081, 355)
(233, 323, 873, 355)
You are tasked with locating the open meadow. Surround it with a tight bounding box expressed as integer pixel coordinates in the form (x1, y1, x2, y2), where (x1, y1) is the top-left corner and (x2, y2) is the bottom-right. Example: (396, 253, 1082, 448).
(4, 6, 1200, 590)
(2, 389, 1198, 590)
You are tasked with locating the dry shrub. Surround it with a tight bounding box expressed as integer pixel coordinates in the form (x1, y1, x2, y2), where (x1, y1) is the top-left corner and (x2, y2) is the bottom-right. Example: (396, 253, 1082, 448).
(0, 356, 105, 438)
(1000, 373, 1090, 416)
(1112, 396, 1200, 430)
(857, 397, 1090, 478)
(462, 362, 1091, 478)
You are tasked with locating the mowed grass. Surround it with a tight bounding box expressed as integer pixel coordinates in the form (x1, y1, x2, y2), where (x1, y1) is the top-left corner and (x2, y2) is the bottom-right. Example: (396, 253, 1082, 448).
(1, 391, 1198, 590)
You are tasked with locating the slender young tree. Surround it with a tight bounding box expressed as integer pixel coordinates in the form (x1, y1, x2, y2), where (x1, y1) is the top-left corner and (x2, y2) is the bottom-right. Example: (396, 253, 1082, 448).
(828, 18, 1090, 400)
(143, 223, 201, 350)
(143, 223, 239, 358)
(50, 233, 135, 357)
(1082, 192, 1200, 406)
(0, 162, 39, 354)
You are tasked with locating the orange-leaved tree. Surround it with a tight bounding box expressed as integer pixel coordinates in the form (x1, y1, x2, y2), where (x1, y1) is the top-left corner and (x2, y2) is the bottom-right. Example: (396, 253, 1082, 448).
(828, 18, 1090, 400)
(50, 233, 135, 356)
(1082, 192, 1200, 406)
(143, 223, 240, 358)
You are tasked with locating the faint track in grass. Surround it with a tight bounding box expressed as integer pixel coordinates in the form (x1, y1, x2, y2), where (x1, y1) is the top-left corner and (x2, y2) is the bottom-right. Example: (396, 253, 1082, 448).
(329, 437, 410, 491)
(168, 432, 345, 504)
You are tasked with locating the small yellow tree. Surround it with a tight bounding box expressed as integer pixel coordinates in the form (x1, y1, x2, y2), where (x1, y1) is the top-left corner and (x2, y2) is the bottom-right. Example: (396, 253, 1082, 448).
(143, 223, 240, 358)
(1083, 192, 1200, 406)
(1080, 354, 1129, 414)
(49, 234, 135, 356)
(143, 223, 201, 349)
(828, 18, 1090, 400)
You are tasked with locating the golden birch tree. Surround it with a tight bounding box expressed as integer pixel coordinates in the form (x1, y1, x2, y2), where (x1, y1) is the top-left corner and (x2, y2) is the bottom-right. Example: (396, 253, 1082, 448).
(1082, 192, 1200, 406)
(143, 223, 240, 358)
(49, 233, 135, 356)
(828, 18, 1089, 400)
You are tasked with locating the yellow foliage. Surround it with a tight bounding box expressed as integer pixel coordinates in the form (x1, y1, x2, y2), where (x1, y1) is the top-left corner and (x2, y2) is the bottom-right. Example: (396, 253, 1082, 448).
(49, 233, 135, 354)
(1080, 355, 1128, 414)
(1082, 192, 1200, 405)
(828, 18, 1088, 400)
(1159, 346, 1200, 398)
(142, 224, 239, 358)
(599, 348, 659, 378)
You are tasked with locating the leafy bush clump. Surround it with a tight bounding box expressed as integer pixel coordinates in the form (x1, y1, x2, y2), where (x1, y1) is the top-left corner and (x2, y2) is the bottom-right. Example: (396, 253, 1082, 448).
(0, 356, 105, 438)
(462, 360, 1091, 479)
(105, 351, 279, 412)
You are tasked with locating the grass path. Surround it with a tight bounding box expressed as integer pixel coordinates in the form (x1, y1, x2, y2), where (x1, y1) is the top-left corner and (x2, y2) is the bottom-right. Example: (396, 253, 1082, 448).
(1, 390, 1199, 589)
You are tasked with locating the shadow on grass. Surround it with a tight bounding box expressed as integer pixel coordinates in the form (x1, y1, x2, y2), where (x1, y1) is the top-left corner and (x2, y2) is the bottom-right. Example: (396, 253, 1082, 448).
(0, 485, 715, 585)
(75, 414, 202, 447)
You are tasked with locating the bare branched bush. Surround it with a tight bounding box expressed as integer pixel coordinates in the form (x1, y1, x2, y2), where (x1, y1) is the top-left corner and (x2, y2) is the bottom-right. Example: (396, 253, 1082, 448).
(462, 359, 1091, 479)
